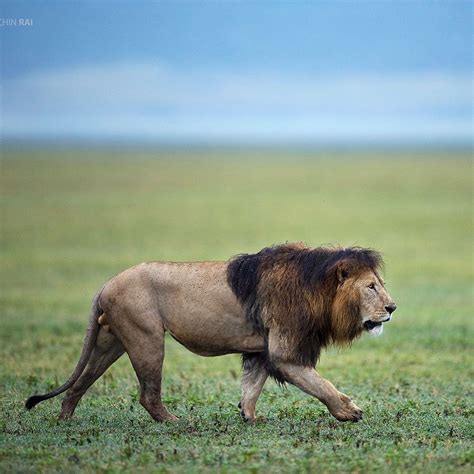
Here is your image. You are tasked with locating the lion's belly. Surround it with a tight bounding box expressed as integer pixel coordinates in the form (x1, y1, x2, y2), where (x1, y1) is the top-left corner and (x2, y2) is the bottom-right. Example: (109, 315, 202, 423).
(150, 261, 265, 356)
(167, 329, 264, 356)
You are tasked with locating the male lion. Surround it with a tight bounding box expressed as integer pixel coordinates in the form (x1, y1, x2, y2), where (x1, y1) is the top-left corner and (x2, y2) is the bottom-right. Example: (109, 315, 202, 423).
(26, 243, 396, 423)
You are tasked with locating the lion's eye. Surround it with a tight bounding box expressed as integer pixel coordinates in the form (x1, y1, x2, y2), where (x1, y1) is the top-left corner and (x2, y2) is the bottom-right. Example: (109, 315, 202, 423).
(368, 283, 376, 290)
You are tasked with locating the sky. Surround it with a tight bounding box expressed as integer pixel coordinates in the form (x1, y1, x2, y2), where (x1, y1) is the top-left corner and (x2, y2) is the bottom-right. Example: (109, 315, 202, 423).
(1, 1, 472, 146)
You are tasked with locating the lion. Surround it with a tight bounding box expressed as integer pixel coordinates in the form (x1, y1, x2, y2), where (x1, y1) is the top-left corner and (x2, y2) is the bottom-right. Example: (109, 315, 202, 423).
(25, 243, 397, 423)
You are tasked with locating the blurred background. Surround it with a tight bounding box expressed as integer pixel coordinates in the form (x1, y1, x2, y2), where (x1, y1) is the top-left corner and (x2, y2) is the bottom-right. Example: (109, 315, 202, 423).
(0, 3, 472, 471)
(1, 2, 471, 146)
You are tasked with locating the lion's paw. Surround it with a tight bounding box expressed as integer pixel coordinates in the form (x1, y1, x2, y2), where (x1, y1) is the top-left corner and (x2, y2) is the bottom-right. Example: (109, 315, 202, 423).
(240, 408, 255, 424)
(330, 396, 363, 422)
(239, 401, 262, 424)
(155, 412, 179, 422)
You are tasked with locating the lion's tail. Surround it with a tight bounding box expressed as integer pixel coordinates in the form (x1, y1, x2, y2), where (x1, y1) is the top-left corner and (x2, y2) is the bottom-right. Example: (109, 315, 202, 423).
(25, 288, 104, 410)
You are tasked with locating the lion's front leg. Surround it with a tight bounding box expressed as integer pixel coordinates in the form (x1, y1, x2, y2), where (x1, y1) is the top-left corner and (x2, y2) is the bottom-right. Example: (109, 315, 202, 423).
(274, 362, 362, 422)
(267, 334, 362, 422)
(239, 353, 268, 423)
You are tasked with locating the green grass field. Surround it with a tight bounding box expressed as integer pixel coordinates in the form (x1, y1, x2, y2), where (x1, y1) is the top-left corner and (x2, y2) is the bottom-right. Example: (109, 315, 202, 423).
(1, 149, 473, 473)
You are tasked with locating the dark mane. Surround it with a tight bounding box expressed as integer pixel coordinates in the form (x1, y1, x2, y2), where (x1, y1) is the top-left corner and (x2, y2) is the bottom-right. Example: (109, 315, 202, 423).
(227, 243, 383, 382)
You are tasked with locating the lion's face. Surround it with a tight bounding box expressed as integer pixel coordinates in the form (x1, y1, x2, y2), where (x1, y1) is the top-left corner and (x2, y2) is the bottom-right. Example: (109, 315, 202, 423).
(354, 270, 397, 336)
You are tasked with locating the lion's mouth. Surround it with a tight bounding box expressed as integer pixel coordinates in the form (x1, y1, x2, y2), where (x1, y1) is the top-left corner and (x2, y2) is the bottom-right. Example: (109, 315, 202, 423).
(363, 320, 382, 331)
(363, 316, 391, 331)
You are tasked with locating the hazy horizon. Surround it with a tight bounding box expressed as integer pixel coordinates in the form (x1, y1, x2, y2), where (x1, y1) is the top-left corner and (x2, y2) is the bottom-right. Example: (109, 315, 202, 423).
(1, 2, 471, 146)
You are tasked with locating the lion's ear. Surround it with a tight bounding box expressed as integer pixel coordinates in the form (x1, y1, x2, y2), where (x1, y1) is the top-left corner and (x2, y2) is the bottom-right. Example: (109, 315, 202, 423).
(336, 263, 349, 286)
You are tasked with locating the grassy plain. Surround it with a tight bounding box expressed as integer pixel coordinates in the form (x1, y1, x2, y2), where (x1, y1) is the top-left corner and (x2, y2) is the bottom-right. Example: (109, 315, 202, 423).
(1, 148, 473, 472)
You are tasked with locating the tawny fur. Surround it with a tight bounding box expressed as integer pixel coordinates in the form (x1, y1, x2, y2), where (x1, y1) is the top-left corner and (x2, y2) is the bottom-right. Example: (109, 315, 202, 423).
(25, 243, 396, 424)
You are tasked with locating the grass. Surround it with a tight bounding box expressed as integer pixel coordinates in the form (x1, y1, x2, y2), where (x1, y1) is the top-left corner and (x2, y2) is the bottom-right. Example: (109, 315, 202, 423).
(1, 148, 473, 473)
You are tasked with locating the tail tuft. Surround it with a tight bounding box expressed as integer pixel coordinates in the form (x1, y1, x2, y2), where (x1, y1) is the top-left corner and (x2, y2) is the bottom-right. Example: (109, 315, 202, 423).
(23, 287, 104, 414)
(25, 395, 46, 410)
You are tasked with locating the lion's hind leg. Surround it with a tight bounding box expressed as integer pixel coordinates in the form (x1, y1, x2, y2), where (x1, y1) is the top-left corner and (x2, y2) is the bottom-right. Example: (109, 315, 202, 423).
(116, 315, 177, 422)
(239, 353, 268, 423)
(60, 325, 124, 419)
(129, 340, 178, 422)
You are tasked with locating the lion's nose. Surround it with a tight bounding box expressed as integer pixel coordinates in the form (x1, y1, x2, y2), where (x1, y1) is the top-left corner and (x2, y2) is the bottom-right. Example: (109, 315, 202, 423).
(385, 304, 397, 314)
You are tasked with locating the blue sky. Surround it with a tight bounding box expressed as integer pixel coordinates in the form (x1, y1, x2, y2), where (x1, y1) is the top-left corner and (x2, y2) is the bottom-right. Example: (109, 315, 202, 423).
(1, 1, 472, 145)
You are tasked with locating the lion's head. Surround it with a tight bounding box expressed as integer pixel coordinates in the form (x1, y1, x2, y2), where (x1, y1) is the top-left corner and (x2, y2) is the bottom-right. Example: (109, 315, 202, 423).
(355, 270, 396, 334)
(227, 243, 397, 372)
(331, 264, 397, 340)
